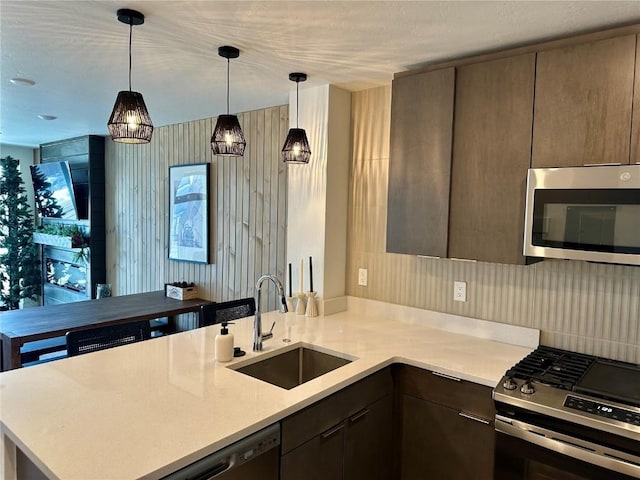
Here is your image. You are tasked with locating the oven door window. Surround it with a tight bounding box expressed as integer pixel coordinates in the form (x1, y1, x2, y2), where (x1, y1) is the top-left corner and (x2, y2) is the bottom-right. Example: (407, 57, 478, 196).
(495, 432, 638, 480)
(532, 189, 640, 254)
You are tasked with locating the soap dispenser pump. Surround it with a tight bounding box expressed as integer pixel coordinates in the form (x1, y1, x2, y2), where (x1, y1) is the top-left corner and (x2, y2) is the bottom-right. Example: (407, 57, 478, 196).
(215, 321, 234, 362)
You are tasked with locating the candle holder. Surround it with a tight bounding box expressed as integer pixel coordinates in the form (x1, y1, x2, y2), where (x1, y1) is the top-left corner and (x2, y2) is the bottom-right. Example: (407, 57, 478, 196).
(305, 291, 318, 317)
(295, 292, 306, 315)
(286, 296, 295, 313)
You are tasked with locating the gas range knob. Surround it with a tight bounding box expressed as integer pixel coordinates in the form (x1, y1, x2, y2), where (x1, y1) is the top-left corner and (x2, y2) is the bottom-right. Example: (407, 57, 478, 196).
(503, 377, 518, 390)
(520, 381, 535, 395)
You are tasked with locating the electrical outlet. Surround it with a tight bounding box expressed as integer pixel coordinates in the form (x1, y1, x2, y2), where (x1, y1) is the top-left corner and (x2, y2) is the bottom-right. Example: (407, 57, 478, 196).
(453, 281, 467, 302)
(358, 268, 368, 287)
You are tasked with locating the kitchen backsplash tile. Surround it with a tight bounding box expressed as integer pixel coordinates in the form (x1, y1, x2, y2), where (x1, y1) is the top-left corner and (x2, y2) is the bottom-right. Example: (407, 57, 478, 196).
(347, 85, 640, 364)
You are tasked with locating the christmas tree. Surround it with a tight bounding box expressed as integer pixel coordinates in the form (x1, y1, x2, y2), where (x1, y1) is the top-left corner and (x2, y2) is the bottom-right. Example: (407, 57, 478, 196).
(0, 156, 41, 309)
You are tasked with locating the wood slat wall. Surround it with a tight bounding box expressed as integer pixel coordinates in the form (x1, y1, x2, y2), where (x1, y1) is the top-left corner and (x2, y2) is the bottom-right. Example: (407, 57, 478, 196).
(348, 86, 640, 364)
(105, 106, 288, 329)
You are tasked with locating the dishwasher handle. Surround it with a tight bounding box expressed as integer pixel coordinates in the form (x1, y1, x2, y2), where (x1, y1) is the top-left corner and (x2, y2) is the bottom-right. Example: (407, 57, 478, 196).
(162, 424, 280, 480)
(198, 455, 235, 480)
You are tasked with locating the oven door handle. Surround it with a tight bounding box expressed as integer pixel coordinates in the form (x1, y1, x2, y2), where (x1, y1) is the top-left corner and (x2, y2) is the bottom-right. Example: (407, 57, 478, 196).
(495, 415, 640, 478)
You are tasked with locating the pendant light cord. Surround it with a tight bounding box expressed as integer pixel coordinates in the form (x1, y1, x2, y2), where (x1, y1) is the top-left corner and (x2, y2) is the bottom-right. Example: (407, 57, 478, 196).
(226, 58, 230, 114)
(296, 80, 299, 128)
(128, 21, 133, 91)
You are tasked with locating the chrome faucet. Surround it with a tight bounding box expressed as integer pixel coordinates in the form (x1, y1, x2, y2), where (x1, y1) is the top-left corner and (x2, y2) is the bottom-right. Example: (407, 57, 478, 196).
(253, 274, 288, 351)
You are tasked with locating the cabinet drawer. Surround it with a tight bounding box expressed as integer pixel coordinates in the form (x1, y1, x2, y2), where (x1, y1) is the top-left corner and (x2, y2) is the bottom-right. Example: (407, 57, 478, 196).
(281, 367, 393, 454)
(399, 365, 494, 420)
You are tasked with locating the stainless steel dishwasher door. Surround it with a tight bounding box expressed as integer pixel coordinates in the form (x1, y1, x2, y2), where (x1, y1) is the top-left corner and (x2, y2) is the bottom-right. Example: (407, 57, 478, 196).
(162, 423, 280, 480)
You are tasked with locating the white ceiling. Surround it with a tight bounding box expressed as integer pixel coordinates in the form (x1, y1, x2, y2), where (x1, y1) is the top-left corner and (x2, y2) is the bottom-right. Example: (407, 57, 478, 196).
(2, 1, 640, 147)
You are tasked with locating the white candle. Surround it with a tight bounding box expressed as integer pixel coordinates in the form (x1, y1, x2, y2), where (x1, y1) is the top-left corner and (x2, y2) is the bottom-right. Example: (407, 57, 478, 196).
(300, 259, 304, 293)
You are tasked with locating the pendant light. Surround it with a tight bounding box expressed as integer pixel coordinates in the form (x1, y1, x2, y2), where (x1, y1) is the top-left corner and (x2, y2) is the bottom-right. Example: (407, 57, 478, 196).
(282, 72, 311, 164)
(211, 46, 246, 156)
(107, 9, 153, 143)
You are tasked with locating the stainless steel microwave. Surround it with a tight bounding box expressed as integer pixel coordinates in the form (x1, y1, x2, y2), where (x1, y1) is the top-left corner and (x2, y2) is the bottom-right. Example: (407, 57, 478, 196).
(524, 165, 640, 266)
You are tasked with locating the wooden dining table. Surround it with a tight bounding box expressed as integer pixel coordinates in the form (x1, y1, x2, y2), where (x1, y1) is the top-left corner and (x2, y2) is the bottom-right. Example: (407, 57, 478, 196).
(0, 290, 212, 371)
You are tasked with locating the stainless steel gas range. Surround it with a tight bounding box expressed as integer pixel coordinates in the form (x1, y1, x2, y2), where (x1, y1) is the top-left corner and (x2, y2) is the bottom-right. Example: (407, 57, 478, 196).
(493, 346, 640, 479)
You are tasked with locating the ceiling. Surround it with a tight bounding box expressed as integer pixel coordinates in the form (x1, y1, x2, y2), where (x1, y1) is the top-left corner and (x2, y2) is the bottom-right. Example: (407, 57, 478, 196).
(2, 1, 640, 148)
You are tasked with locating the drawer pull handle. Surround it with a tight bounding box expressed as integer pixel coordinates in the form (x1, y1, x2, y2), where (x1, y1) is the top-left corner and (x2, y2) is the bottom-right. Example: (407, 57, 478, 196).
(321, 423, 345, 439)
(458, 411, 491, 425)
(432, 371, 461, 382)
(450, 257, 477, 263)
(349, 408, 370, 423)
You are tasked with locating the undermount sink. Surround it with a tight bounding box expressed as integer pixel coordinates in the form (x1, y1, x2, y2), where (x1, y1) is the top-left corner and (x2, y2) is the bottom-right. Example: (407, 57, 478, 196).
(230, 344, 354, 390)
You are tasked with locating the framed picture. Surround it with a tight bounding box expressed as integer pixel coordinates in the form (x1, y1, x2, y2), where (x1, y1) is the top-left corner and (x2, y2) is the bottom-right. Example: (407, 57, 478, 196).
(168, 163, 210, 263)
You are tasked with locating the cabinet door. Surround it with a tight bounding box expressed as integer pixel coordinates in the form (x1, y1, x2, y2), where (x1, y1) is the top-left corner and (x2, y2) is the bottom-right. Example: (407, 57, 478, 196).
(280, 422, 345, 480)
(387, 68, 455, 257)
(344, 395, 393, 480)
(449, 54, 535, 265)
(631, 35, 640, 165)
(532, 35, 636, 167)
(400, 395, 495, 480)
(281, 368, 392, 454)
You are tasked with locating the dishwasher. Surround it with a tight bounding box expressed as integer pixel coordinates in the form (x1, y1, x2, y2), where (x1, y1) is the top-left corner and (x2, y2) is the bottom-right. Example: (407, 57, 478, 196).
(162, 424, 280, 480)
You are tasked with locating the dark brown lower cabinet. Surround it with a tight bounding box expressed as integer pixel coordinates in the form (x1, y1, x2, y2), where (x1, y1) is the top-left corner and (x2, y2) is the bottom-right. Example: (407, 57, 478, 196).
(397, 365, 496, 480)
(400, 394, 495, 480)
(281, 365, 495, 479)
(281, 395, 393, 480)
(280, 368, 394, 480)
(280, 421, 345, 480)
(344, 394, 394, 480)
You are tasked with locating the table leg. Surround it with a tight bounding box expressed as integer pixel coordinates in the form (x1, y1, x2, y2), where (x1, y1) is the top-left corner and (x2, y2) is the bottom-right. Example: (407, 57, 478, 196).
(167, 315, 177, 333)
(1, 339, 21, 371)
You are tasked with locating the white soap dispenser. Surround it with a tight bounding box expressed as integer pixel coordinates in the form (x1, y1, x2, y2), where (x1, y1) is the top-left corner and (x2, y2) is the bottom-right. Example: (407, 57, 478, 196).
(215, 321, 234, 362)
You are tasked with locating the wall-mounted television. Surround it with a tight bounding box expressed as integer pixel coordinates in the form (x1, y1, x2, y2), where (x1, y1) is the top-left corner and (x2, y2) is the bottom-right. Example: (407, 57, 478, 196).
(30, 161, 79, 220)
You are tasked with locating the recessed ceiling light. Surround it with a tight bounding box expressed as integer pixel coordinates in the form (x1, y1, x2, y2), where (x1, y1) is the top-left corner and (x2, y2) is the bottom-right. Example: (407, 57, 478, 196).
(37, 114, 57, 121)
(10, 78, 36, 86)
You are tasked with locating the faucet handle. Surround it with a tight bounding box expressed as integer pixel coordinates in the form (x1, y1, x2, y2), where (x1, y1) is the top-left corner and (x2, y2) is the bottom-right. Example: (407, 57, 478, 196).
(262, 321, 276, 341)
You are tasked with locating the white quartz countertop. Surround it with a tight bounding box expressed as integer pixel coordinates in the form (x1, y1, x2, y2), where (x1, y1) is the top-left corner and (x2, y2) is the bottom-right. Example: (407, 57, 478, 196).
(0, 297, 538, 480)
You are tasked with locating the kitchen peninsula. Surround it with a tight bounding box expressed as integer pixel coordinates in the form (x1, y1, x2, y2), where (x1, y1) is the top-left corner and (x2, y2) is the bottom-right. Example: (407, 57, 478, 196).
(0, 298, 538, 479)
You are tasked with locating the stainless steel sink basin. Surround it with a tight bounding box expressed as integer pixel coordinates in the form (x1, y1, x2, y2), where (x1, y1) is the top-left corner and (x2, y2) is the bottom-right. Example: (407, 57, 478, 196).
(231, 344, 354, 390)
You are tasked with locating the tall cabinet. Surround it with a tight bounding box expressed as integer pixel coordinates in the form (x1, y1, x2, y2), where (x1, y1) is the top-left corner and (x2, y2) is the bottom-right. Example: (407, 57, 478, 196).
(448, 54, 535, 265)
(38, 135, 106, 304)
(386, 68, 455, 258)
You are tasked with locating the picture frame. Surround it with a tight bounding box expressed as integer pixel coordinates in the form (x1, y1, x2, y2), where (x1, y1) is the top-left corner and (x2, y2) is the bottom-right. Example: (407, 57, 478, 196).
(168, 163, 210, 263)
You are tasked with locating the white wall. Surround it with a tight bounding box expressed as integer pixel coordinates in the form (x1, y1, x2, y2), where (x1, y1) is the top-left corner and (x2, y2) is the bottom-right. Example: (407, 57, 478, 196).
(286, 84, 351, 314)
(0, 144, 37, 213)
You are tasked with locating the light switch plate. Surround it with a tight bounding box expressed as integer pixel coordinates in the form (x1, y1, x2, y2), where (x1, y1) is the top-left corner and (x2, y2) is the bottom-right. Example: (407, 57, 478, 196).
(358, 268, 368, 287)
(454, 281, 467, 302)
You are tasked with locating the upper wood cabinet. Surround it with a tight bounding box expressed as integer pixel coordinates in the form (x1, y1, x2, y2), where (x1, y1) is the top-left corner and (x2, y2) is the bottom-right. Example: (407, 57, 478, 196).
(449, 54, 535, 264)
(387, 68, 455, 257)
(631, 35, 640, 164)
(532, 35, 636, 167)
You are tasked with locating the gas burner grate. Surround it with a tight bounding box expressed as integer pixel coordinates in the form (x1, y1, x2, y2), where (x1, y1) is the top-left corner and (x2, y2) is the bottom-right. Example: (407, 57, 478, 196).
(506, 346, 595, 390)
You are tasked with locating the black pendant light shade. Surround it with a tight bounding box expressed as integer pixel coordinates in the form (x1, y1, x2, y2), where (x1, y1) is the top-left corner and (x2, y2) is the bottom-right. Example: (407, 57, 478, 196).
(281, 128, 311, 164)
(108, 90, 153, 143)
(211, 46, 246, 156)
(211, 114, 246, 156)
(282, 72, 311, 164)
(107, 9, 153, 144)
